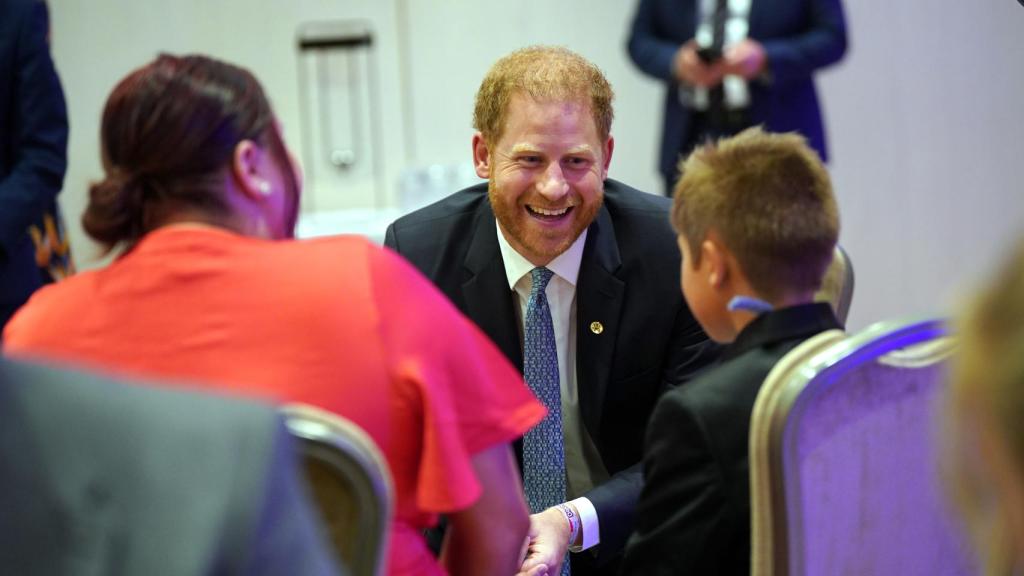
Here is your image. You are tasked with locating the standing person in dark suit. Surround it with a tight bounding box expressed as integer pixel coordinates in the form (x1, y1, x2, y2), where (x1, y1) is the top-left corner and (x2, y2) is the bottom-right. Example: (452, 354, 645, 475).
(0, 0, 68, 328)
(627, 0, 847, 195)
(385, 46, 717, 576)
(0, 357, 343, 576)
(620, 127, 841, 575)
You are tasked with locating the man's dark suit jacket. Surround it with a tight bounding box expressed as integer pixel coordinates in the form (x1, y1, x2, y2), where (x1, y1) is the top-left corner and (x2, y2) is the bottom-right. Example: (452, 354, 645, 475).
(0, 358, 343, 576)
(0, 0, 68, 328)
(627, 0, 848, 182)
(620, 303, 841, 575)
(385, 179, 716, 573)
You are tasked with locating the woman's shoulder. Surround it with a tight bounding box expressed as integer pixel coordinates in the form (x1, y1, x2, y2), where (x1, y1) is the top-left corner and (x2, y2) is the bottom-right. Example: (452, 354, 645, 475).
(21, 267, 101, 309)
(271, 234, 380, 265)
(255, 235, 408, 307)
(3, 270, 101, 347)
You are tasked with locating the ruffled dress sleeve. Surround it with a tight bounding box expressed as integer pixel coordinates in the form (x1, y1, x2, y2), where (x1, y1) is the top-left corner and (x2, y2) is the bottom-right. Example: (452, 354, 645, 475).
(369, 245, 545, 514)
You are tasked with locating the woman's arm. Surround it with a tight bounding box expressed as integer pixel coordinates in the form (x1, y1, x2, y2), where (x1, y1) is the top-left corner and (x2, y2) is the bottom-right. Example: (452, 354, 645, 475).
(441, 442, 531, 576)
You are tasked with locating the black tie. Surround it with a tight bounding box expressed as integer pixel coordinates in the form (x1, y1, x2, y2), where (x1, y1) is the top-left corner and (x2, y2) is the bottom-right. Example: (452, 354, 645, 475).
(707, 0, 729, 131)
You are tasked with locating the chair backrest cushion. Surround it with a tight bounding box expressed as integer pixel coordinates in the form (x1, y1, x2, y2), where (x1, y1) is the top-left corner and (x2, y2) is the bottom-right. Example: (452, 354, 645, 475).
(283, 404, 394, 576)
(814, 245, 854, 326)
(781, 321, 975, 575)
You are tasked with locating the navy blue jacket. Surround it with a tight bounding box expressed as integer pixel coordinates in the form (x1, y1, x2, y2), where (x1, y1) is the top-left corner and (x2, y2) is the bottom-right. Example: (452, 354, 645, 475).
(622, 303, 841, 575)
(0, 0, 68, 326)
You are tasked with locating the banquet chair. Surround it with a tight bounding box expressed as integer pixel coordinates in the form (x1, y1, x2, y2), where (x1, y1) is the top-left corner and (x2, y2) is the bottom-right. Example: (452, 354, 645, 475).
(283, 404, 394, 576)
(814, 245, 854, 326)
(749, 317, 975, 575)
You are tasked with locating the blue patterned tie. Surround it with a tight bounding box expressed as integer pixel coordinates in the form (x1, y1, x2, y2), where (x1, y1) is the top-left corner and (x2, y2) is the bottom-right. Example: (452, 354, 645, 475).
(522, 268, 572, 575)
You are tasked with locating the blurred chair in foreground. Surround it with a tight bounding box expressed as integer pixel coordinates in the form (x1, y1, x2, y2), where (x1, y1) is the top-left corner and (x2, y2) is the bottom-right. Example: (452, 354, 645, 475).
(0, 358, 342, 576)
(749, 317, 976, 575)
(284, 403, 394, 576)
(814, 245, 854, 326)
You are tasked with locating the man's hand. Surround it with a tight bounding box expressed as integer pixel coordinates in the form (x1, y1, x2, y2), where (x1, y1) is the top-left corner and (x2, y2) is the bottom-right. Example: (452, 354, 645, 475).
(673, 41, 725, 88)
(723, 38, 767, 80)
(515, 507, 571, 576)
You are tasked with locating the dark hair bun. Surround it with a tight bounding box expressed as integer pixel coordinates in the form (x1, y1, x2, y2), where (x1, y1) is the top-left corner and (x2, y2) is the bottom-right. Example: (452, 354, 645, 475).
(82, 170, 147, 249)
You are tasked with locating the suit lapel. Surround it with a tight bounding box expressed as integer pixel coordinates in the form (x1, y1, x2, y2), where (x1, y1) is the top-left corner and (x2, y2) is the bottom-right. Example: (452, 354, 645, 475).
(458, 198, 627, 456)
(576, 205, 624, 446)
(461, 203, 523, 371)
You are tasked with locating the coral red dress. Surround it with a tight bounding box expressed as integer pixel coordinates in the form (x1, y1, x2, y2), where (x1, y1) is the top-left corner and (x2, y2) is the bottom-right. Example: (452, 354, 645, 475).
(5, 226, 545, 576)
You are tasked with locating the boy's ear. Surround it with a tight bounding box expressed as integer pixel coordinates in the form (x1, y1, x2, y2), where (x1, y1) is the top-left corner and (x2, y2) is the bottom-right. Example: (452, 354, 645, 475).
(472, 132, 491, 179)
(702, 237, 729, 289)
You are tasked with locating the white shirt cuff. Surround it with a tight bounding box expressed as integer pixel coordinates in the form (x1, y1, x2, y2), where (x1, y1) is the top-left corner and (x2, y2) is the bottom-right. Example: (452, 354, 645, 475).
(568, 496, 599, 552)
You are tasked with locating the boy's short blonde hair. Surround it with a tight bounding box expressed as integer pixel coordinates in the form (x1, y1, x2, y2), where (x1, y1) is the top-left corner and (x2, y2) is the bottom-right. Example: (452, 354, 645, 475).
(671, 127, 839, 301)
(473, 46, 614, 145)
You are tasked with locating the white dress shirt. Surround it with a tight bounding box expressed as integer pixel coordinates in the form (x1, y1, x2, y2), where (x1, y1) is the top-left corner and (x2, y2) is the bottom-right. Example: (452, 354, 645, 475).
(496, 224, 605, 552)
(687, 0, 754, 110)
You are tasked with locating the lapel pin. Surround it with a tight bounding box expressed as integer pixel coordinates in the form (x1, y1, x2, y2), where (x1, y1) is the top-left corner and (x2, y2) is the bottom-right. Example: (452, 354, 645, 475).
(590, 321, 604, 335)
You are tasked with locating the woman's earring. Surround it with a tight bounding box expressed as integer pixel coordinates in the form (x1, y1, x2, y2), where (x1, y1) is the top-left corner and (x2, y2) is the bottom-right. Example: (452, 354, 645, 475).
(255, 179, 272, 196)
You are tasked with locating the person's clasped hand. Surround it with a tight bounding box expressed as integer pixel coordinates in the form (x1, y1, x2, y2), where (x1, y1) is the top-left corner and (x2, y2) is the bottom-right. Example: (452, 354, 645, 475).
(723, 38, 767, 79)
(673, 40, 725, 88)
(516, 507, 576, 576)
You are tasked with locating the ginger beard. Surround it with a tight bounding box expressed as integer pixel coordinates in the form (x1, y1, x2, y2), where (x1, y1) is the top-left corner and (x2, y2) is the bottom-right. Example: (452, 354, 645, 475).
(482, 95, 609, 266)
(488, 174, 602, 265)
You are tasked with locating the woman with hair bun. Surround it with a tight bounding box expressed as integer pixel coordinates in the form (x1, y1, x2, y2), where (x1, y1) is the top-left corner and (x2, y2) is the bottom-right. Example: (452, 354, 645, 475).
(4, 54, 543, 576)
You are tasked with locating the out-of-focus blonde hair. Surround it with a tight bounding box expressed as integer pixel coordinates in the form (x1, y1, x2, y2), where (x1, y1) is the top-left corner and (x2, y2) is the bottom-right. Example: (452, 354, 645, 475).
(947, 240, 1024, 575)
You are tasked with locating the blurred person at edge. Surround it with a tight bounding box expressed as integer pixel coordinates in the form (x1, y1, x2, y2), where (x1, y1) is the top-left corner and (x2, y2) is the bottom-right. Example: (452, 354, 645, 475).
(0, 0, 69, 329)
(946, 240, 1024, 576)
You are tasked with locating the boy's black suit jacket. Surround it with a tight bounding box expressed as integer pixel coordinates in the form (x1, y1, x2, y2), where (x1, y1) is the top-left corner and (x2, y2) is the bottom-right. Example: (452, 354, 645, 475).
(621, 303, 841, 575)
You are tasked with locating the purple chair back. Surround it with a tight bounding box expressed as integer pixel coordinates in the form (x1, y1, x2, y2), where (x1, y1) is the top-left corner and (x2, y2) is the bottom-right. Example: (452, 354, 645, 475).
(750, 318, 976, 575)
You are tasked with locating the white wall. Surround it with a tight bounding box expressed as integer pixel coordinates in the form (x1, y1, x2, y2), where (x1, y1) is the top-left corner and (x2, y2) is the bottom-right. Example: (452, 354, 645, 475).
(820, 0, 1024, 328)
(49, 0, 1024, 330)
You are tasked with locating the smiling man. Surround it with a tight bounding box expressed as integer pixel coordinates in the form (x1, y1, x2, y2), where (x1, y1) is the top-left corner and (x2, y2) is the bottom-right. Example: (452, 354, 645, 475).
(385, 46, 717, 576)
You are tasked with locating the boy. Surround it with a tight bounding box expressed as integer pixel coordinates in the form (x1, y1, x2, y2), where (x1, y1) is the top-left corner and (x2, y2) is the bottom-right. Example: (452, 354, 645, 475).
(620, 127, 842, 575)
